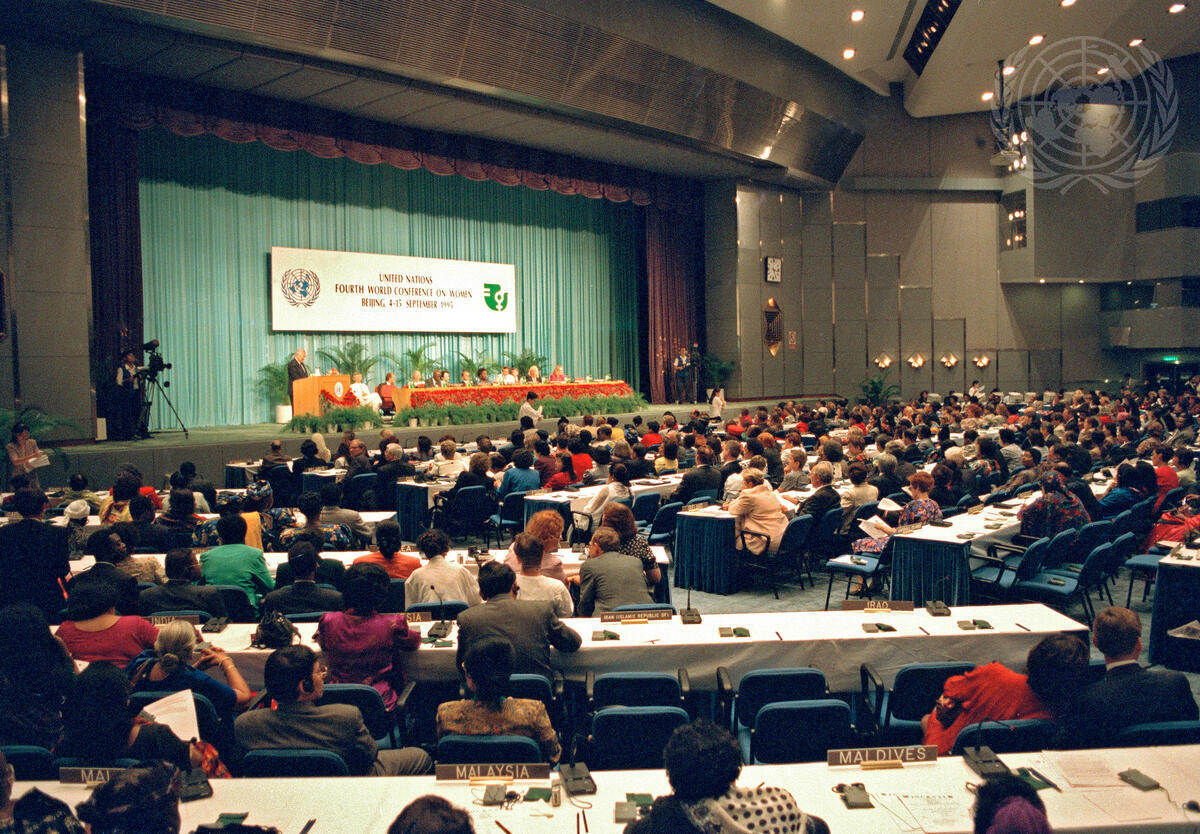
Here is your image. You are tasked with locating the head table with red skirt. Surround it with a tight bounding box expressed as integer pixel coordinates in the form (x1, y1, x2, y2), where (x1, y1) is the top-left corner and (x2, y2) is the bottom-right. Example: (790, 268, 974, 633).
(393, 380, 633, 410)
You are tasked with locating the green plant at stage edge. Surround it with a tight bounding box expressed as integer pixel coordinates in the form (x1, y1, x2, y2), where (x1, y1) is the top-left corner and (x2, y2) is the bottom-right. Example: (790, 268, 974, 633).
(256, 361, 291, 407)
(285, 405, 379, 434)
(393, 393, 647, 427)
(860, 368, 901, 407)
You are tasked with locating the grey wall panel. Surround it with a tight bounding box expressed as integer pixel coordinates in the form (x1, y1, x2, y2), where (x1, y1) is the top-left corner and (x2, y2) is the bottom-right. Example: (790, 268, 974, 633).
(899, 313, 933, 398)
(866, 255, 900, 321)
(1029, 350, 1062, 393)
(834, 271, 867, 323)
(736, 188, 761, 249)
(801, 192, 833, 228)
(736, 248, 765, 398)
(998, 285, 1061, 351)
(933, 318, 967, 396)
(965, 351, 998, 393)
(802, 223, 832, 262)
(899, 286, 932, 322)
(832, 222, 866, 259)
(834, 327, 867, 398)
(866, 319, 900, 371)
(997, 350, 1030, 394)
(804, 349, 834, 393)
(782, 192, 804, 240)
(758, 190, 782, 249)
(865, 194, 932, 287)
(704, 181, 738, 253)
(803, 274, 833, 325)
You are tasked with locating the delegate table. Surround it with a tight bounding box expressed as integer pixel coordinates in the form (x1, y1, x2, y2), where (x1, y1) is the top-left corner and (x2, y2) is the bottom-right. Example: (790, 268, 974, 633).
(522, 472, 685, 524)
(396, 379, 632, 409)
(1147, 547, 1200, 672)
(201, 603, 1084, 691)
(25, 745, 1200, 833)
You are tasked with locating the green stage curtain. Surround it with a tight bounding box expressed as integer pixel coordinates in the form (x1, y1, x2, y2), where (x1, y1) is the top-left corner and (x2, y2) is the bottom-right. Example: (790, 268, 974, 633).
(137, 130, 640, 429)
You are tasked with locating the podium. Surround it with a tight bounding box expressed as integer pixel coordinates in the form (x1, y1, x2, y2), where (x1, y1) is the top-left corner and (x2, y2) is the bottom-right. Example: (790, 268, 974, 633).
(292, 375, 351, 417)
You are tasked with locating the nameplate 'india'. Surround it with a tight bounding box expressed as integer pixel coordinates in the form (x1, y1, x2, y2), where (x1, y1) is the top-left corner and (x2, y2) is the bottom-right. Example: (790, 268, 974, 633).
(60, 767, 127, 784)
(840, 600, 915, 612)
(147, 614, 201, 625)
(599, 610, 673, 622)
(435, 763, 551, 780)
(827, 745, 938, 767)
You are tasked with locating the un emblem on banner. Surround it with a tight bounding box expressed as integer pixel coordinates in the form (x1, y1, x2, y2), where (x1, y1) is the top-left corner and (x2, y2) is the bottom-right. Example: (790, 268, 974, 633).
(483, 283, 509, 312)
(281, 268, 320, 308)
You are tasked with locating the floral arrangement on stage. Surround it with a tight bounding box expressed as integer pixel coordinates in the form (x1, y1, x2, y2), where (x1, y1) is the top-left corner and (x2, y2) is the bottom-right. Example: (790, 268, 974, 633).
(396, 393, 647, 427)
(406, 380, 632, 409)
(320, 388, 360, 408)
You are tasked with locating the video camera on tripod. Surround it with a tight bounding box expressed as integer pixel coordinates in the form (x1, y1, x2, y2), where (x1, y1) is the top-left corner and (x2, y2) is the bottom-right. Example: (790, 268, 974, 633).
(135, 339, 188, 439)
(140, 340, 173, 386)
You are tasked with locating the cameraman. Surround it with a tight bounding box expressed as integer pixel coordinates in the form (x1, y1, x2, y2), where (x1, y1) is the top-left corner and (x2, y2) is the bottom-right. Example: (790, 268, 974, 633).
(114, 348, 143, 440)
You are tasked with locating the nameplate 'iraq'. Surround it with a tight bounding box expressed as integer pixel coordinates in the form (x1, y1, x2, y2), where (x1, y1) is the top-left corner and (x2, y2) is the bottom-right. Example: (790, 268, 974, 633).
(827, 745, 938, 767)
(435, 763, 551, 780)
(599, 610, 673, 622)
(840, 600, 915, 612)
(60, 767, 127, 784)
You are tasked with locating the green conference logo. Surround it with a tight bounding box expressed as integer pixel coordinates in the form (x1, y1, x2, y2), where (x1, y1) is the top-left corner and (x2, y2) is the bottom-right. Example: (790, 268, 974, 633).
(483, 283, 509, 312)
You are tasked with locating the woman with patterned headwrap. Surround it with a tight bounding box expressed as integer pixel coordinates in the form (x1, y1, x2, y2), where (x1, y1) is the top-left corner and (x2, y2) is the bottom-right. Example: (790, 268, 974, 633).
(1018, 471, 1090, 540)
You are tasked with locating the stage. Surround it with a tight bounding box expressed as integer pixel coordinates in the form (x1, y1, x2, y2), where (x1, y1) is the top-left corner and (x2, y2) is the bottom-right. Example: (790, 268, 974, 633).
(37, 398, 817, 490)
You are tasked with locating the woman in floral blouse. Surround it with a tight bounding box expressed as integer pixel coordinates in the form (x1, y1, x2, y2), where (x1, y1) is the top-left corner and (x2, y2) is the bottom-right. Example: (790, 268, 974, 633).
(852, 470, 942, 555)
(1018, 471, 1090, 540)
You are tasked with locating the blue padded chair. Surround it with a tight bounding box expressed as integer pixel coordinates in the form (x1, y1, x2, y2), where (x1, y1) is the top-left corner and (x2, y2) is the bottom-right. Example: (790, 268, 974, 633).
(147, 609, 212, 623)
(488, 490, 529, 543)
(285, 611, 329, 623)
(1112, 720, 1200, 747)
(342, 472, 378, 511)
(208, 585, 259, 623)
(775, 514, 815, 588)
(716, 666, 827, 760)
(317, 682, 410, 748)
(52, 756, 140, 771)
(1072, 520, 1113, 565)
(381, 579, 406, 614)
(748, 700, 856, 764)
(956, 494, 981, 510)
(971, 536, 1051, 602)
(692, 489, 719, 503)
(264, 464, 299, 508)
(432, 485, 497, 546)
(1125, 550, 1164, 607)
(1112, 509, 1138, 539)
(587, 670, 689, 712)
(130, 690, 226, 746)
(950, 719, 1057, 755)
(805, 507, 846, 564)
(1038, 528, 1079, 572)
(612, 603, 677, 614)
(859, 662, 974, 746)
(406, 600, 469, 620)
(241, 749, 350, 777)
(0, 745, 54, 780)
(588, 706, 690, 770)
(437, 734, 544, 764)
(685, 496, 714, 507)
(1160, 487, 1186, 513)
(632, 492, 661, 531)
(1014, 542, 1110, 624)
(508, 673, 565, 733)
(645, 502, 683, 551)
(824, 538, 893, 610)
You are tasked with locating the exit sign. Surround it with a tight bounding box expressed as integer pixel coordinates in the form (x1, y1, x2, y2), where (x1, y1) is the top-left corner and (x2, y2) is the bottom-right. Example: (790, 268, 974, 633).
(1163, 355, 1181, 362)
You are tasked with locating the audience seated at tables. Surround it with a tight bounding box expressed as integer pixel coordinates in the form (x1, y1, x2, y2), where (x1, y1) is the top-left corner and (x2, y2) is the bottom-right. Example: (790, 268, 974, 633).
(291, 438, 331, 477)
(0, 488, 71, 620)
(971, 773, 1051, 834)
(728, 469, 788, 555)
(625, 718, 828, 834)
(405, 528, 482, 607)
(498, 449, 541, 499)
(600, 502, 662, 587)
(1093, 461, 1145, 519)
(777, 448, 808, 493)
(852, 471, 942, 556)
(922, 633, 1088, 754)
(374, 443, 416, 492)
(838, 462, 879, 533)
(55, 582, 158, 666)
(278, 491, 353, 552)
(353, 518, 421, 579)
(511, 533, 574, 618)
(261, 439, 290, 469)
(98, 473, 140, 525)
(62, 501, 90, 561)
(67, 529, 141, 615)
(578, 462, 633, 525)
(128, 619, 253, 717)
(455, 561, 581, 680)
(260, 542, 345, 616)
(127, 494, 171, 553)
(577, 527, 654, 616)
(199, 514, 274, 613)
(437, 637, 562, 763)
(653, 439, 679, 475)
(1018, 471, 1091, 540)
(442, 452, 497, 503)
(544, 453, 577, 489)
(0, 604, 75, 750)
(59, 472, 104, 513)
(318, 482, 371, 544)
(0, 749, 86, 834)
(669, 446, 722, 504)
(797, 461, 841, 521)
(1068, 606, 1198, 747)
(432, 439, 468, 478)
(239, 480, 297, 552)
(234, 645, 431, 775)
(154, 489, 204, 541)
(344, 438, 373, 480)
(75, 762, 182, 834)
(138, 549, 229, 619)
(503, 509, 569, 585)
(59, 662, 203, 771)
(315, 563, 420, 712)
(388, 795, 474, 834)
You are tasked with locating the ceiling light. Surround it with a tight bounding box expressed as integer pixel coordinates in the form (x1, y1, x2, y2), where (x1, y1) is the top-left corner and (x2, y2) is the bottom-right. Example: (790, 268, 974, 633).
(981, 91, 994, 101)
(851, 9, 865, 22)
(1061, 0, 1076, 6)
(1169, 3, 1187, 12)
(1029, 34, 1045, 45)
(1039, 279, 1046, 284)
(1097, 66, 1110, 75)
(1129, 37, 1144, 46)
(1002, 65, 1016, 76)
(843, 48, 856, 60)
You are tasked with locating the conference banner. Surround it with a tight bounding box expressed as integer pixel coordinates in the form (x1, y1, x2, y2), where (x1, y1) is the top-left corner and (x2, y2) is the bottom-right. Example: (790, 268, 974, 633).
(270, 246, 517, 333)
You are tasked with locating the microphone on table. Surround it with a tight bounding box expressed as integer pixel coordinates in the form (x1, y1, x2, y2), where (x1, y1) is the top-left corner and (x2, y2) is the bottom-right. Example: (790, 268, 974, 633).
(428, 585, 452, 640)
(961, 718, 1010, 779)
(680, 585, 702, 625)
(924, 572, 952, 617)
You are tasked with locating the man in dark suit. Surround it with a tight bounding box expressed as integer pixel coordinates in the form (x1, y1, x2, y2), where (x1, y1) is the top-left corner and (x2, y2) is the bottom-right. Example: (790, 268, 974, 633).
(668, 446, 722, 504)
(128, 494, 171, 553)
(718, 440, 743, 489)
(235, 645, 430, 775)
(868, 453, 905, 498)
(577, 527, 655, 616)
(260, 543, 344, 615)
(798, 462, 841, 521)
(138, 548, 228, 618)
(374, 443, 416, 495)
(455, 561, 581, 680)
(0, 489, 70, 619)
(286, 348, 309, 406)
(1071, 606, 1198, 747)
(67, 527, 140, 616)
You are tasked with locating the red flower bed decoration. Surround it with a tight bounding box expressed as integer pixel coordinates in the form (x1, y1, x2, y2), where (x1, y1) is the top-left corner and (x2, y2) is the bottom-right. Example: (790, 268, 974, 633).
(408, 381, 632, 408)
(321, 389, 359, 407)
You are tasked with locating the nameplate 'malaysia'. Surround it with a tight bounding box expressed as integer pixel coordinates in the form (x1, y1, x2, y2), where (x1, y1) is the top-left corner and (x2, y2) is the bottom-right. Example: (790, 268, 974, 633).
(435, 763, 551, 780)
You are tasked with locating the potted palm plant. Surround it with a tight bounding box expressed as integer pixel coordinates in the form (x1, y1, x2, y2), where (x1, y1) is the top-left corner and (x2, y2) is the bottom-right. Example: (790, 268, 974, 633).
(256, 361, 293, 423)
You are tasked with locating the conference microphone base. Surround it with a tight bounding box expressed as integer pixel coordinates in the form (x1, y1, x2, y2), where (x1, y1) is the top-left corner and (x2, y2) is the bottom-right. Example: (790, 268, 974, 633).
(680, 609, 702, 624)
(427, 621, 451, 640)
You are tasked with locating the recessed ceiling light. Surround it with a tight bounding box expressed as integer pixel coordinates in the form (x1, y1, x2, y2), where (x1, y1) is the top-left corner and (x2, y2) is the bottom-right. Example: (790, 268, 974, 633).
(1169, 2, 1187, 12)
(1029, 34, 1045, 45)
(1129, 37, 1144, 46)
(850, 9, 865, 22)
(981, 91, 994, 101)
(1097, 66, 1110, 75)
(1079, 280, 1085, 284)
(843, 48, 856, 60)
(1039, 279, 1046, 284)
(1002, 65, 1016, 76)
(1061, 0, 1076, 5)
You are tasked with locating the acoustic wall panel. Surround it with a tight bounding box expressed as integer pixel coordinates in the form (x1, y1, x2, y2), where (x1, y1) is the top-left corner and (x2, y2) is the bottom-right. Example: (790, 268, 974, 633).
(997, 350, 1030, 394)
(866, 255, 900, 322)
(933, 318, 966, 395)
(835, 327, 867, 396)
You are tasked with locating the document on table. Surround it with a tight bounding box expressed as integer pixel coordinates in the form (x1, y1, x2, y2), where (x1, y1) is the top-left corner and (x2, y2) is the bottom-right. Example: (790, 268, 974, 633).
(877, 497, 904, 512)
(140, 689, 200, 743)
(1041, 750, 1124, 787)
(858, 516, 891, 540)
(895, 792, 972, 833)
(1082, 788, 1170, 822)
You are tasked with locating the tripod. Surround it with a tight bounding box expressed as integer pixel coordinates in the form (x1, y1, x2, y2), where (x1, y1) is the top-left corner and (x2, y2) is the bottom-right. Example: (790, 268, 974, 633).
(142, 376, 189, 439)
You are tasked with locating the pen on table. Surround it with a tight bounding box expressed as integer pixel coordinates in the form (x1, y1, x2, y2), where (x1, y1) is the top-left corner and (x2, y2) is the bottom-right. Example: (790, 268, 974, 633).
(918, 626, 929, 635)
(299, 820, 316, 834)
(1027, 767, 1061, 792)
(775, 631, 783, 641)
(583, 808, 589, 832)
(576, 812, 580, 834)
(1015, 622, 1030, 631)
(495, 821, 514, 834)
